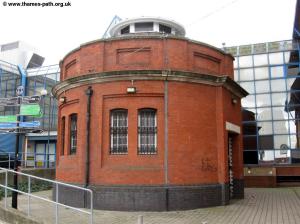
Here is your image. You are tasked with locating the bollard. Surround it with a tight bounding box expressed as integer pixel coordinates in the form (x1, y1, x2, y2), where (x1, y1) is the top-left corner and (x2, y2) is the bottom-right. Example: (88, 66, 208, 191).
(137, 215, 143, 224)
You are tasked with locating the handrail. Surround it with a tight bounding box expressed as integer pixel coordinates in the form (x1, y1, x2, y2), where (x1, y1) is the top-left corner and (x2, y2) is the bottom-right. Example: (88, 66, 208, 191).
(0, 167, 93, 224)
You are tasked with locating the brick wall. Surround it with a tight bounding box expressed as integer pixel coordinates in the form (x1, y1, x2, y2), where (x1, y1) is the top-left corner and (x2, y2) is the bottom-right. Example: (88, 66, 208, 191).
(54, 35, 244, 210)
(60, 36, 234, 81)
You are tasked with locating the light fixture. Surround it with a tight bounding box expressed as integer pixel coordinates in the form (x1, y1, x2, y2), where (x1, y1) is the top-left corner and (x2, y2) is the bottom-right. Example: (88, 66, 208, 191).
(40, 89, 48, 96)
(247, 168, 251, 174)
(127, 87, 136, 94)
(231, 97, 238, 105)
(59, 96, 66, 103)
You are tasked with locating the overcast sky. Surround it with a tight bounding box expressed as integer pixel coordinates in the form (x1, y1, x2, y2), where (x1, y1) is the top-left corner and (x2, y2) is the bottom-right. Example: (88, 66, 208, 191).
(0, 0, 297, 65)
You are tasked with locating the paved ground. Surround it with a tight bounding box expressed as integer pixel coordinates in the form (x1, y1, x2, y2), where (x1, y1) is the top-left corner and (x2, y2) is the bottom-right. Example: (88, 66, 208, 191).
(1, 187, 300, 224)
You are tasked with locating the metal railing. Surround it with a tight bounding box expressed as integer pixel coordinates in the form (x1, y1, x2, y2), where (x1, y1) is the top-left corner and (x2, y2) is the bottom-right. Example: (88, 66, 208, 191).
(0, 152, 56, 169)
(0, 167, 93, 224)
(224, 40, 299, 56)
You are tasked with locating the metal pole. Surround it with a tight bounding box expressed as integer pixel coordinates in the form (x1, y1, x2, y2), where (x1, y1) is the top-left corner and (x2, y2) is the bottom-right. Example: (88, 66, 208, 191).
(8, 153, 10, 169)
(12, 95, 20, 209)
(47, 95, 52, 168)
(85, 87, 93, 208)
(137, 215, 143, 224)
(27, 176, 31, 216)
(4, 170, 7, 209)
(55, 183, 59, 224)
(90, 191, 93, 224)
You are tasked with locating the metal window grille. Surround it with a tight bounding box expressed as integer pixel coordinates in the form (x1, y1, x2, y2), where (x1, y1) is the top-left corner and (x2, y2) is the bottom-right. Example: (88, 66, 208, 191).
(110, 109, 128, 154)
(70, 114, 77, 155)
(138, 109, 157, 154)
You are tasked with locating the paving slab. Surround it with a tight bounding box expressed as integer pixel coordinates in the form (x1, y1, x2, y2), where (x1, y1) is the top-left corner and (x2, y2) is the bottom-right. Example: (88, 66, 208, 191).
(1, 187, 300, 224)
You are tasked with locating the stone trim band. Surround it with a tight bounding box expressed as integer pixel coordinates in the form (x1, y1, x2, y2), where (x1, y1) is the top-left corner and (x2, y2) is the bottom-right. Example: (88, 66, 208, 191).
(52, 70, 248, 98)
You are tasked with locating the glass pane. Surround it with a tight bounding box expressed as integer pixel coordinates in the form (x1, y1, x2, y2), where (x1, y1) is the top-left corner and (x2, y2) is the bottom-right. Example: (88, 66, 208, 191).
(284, 51, 291, 63)
(135, 22, 153, 32)
(287, 77, 297, 90)
(271, 92, 287, 106)
(255, 80, 270, 93)
(240, 82, 254, 94)
(257, 108, 272, 121)
(253, 43, 267, 54)
(270, 79, 286, 92)
(269, 52, 283, 65)
(238, 56, 253, 68)
(270, 66, 284, 78)
(244, 136, 258, 150)
(244, 150, 258, 164)
(275, 149, 290, 164)
(289, 133, 297, 149)
(273, 121, 288, 134)
(254, 67, 269, 80)
(233, 59, 238, 69)
(239, 68, 254, 81)
(239, 45, 252, 55)
(291, 150, 300, 163)
(258, 150, 274, 164)
(258, 121, 273, 135)
(256, 94, 271, 107)
(234, 70, 239, 81)
(271, 107, 287, 120)
(241, 95, 256, 108)
(287, 65, 299, 76)
(274, 135, 289, 151)
(286, 119, 295, 129)
(253, 54, 268, 66)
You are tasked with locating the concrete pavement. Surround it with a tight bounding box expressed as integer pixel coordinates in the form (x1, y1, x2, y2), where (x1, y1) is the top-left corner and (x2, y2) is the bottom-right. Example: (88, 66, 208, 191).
(1, 187, 300, 224)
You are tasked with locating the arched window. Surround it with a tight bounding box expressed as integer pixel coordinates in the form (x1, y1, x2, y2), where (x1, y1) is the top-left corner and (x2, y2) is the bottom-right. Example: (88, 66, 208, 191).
(138, 108, 157, 154)
(69, 114, 77, 155)
(110, 109, 128, 154)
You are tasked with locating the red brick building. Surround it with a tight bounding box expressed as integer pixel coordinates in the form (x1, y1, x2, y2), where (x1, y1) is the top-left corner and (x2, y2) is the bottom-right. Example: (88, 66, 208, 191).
(52, 17, 248, 211)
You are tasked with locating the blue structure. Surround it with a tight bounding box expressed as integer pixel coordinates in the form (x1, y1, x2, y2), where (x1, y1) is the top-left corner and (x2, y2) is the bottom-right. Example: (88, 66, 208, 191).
(0, 59, 59, 167)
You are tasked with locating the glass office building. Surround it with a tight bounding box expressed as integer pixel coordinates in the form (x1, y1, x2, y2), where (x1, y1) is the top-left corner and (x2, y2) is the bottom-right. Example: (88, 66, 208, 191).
(0, 60, 60, 167)
(225, 40, 300, 165)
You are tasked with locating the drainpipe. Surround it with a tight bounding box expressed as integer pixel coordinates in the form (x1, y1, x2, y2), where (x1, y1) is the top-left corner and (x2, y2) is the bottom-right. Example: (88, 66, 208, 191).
(85, 86, 93, 188)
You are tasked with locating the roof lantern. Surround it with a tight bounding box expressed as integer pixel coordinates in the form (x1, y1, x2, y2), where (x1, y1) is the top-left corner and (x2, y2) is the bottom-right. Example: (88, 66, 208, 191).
(109, 17, 186, 37)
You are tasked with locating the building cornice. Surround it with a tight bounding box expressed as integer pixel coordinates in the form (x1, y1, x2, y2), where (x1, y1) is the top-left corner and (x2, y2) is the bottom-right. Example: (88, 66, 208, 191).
(52, 70, 248, 98)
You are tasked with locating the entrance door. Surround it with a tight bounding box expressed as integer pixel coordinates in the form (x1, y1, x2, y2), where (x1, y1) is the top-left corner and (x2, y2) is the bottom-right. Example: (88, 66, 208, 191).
(228, 136, 234, 199)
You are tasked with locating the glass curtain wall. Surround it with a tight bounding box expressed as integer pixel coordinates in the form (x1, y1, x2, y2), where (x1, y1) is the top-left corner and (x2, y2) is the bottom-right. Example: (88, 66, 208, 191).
(226, 40, 300, 165)
(0, 62, 59, 131)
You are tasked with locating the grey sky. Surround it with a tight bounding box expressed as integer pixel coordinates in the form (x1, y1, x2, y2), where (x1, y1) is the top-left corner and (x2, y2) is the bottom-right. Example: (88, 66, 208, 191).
(0, 0, 296, 65)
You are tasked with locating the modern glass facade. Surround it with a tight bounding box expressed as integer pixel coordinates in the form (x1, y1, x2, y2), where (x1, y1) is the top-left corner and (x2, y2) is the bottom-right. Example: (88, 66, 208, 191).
(225, 40, 300, 165)
(26, 65, 60, 131)
(0, 61, 59, 131)
(0, 60, 59, 157)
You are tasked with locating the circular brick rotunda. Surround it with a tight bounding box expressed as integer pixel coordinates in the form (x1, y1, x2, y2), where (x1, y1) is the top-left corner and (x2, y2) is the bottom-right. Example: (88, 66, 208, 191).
(52, 17, 248, 211)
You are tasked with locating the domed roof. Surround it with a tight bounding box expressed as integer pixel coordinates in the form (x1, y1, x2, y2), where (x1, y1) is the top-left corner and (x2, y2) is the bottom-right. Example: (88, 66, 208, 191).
(109, 17, 186, 37)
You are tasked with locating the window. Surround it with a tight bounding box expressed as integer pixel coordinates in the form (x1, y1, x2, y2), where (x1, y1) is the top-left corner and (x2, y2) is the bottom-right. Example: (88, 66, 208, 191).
(121, 26, 130, 34)
(69, 114, 77, 155)
(138, 109, 157, 154)
(135, 22, 153, 32)
(61, 117, 65, 155)
(110, 109, 128, 154)
(159, 24, 171, 34)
